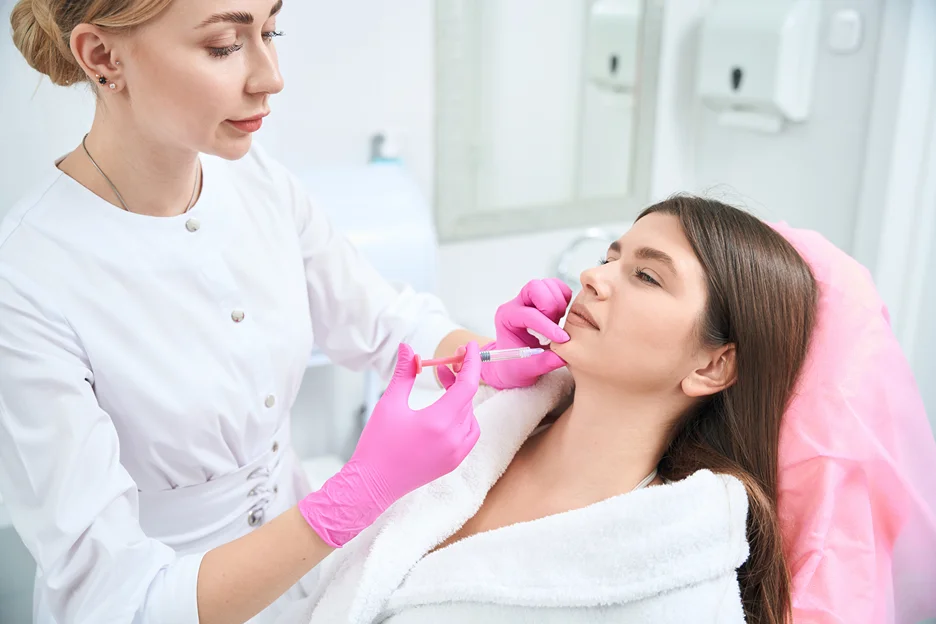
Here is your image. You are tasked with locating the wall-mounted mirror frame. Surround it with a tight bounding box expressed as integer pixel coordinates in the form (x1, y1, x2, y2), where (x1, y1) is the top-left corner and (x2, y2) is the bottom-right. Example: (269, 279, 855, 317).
(433, 0, 664, 242)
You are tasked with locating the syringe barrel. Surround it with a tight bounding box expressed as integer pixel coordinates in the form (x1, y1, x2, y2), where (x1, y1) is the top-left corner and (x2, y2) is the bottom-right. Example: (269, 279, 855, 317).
(480, 347, 535, 362)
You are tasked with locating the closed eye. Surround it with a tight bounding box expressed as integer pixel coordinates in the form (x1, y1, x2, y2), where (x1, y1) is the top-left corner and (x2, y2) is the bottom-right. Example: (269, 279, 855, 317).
(208, 31, 283, 57)
(634, 267, 660, 286)
(209, 43, 243, 57)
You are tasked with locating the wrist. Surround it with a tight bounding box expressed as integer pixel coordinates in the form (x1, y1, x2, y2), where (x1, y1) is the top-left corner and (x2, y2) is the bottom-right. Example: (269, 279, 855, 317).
(298, 460, 395, 548)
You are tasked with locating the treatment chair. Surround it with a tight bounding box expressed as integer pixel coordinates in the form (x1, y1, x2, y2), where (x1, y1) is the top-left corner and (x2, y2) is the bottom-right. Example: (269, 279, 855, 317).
(772, 223, 936, 624)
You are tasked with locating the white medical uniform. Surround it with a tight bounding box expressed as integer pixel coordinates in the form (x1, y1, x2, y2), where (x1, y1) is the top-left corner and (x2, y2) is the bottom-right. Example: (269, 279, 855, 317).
(0, 144, 459, 624)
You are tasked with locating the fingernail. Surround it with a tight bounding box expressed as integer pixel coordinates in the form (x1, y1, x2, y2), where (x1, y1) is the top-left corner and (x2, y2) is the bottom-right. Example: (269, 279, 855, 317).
(527, 328, 549, 345)
(560, 331, 571, 342)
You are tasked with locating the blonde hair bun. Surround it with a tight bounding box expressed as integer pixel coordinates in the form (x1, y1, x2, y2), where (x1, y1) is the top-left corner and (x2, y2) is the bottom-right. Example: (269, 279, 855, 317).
(10, 0, 85, 86)
(10, 0, 174, 87)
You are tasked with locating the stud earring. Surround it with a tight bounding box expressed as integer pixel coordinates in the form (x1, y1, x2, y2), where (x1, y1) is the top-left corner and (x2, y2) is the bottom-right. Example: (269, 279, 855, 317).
(109, 83, 116, 90)
(98, 75, 107, 85)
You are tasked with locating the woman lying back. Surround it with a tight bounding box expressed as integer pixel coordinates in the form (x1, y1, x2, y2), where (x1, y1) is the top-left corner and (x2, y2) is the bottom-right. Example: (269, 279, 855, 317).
(282, 196, 819, 624)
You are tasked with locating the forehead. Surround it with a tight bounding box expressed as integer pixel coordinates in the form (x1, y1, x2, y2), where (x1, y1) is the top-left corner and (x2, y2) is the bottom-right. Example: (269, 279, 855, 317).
(160, 0, 281, 24)
(618, 213, 690, 253)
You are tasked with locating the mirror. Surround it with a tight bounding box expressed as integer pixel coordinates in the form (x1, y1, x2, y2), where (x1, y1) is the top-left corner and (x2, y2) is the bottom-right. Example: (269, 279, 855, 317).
(434, 0, 663, 241)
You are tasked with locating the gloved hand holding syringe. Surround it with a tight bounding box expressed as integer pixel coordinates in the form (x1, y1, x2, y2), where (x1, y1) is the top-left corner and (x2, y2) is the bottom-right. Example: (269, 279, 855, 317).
(422, 277, 572, 390)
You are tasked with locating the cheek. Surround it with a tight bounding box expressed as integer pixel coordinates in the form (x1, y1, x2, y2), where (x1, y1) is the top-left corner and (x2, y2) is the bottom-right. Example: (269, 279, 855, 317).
(604, 294, 698, 368)
(129, 46, 237, 135)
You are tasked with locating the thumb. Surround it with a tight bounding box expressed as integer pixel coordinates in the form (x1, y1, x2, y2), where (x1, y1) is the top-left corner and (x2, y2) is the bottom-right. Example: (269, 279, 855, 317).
(523, 350, 568, 377)
(437, 364, 456, 390)
(384, 343, 418, 401)
(439, 341, 481, 409)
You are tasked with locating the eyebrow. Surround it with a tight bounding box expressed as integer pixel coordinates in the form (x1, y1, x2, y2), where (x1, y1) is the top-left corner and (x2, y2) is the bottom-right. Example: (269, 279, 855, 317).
(609, 241, 679, 277)
(198, 0, 283, 27)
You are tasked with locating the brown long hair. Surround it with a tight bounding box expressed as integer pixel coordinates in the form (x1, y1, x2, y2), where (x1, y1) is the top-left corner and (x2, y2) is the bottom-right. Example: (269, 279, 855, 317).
(641, 196, 818, 624)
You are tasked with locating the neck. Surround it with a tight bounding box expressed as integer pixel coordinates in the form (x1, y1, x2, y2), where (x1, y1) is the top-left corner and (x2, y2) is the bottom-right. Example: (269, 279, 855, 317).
(64, 106, 201, 217)
(525, 375, 680, 500)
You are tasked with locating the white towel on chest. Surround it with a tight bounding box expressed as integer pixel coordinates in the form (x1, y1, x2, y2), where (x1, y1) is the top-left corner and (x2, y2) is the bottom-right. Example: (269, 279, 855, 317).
(277, 369, 751, 623)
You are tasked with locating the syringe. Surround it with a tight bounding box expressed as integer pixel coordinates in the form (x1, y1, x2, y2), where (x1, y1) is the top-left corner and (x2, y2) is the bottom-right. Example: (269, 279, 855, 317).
(414, 347, 544, 374)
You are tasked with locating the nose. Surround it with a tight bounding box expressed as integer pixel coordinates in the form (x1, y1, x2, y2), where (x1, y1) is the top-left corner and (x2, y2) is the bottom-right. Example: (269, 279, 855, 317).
(579, 264, 611, 300)
(246, 41, 285, 96)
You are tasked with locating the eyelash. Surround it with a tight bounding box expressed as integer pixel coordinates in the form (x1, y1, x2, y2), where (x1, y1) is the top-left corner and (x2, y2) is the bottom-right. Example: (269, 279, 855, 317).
(597, 258, 660, 287)
(634, 267, 660, 286)
(209, 30, 284, 58)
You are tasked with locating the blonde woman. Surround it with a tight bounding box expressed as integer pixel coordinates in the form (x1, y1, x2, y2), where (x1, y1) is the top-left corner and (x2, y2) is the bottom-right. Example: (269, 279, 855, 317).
(0, 1, 573, 622)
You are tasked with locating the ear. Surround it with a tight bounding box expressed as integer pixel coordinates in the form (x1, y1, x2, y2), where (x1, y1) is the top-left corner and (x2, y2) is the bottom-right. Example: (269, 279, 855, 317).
(70, 24, 123, 89)
(680, 344, 737, 398)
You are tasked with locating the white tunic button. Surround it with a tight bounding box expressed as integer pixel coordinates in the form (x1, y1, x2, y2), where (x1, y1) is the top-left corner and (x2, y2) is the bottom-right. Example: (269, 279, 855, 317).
(231, 310, 245, 323)
(185, 218, 200, 232)
(247, 507, 264, 527)
(264, 394, 276, 408)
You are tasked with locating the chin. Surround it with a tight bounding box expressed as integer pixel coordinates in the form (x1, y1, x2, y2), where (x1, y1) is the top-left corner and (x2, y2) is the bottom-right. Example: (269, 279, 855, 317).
(205, 132, 254, 161)
(550, 338, 577, 365)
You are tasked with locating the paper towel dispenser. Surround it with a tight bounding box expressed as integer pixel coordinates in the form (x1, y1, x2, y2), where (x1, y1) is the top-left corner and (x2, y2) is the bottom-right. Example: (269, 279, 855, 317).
(586, 0, 642, 94)
(696, 0, 821, 133)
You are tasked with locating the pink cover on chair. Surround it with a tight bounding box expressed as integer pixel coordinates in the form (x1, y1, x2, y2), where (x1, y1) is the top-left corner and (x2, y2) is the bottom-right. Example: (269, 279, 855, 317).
(772, 222, 936, 624)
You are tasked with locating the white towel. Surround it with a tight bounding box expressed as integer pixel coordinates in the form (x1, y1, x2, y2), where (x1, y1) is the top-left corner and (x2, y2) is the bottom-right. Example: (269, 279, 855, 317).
(278, 369, 751, 623)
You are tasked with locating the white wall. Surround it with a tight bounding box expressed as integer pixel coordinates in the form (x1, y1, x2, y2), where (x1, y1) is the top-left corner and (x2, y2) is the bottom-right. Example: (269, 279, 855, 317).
(854, 0, 936, 426)
(0, 17, 95, 194)
(257, 0, 436, 196)
(676, 0, 884, 253)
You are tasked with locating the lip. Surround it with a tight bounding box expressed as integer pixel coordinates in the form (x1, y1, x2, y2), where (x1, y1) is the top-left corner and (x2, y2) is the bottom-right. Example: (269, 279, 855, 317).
(227, 111, 270, 133)
(230, 111, 270, 122)
(567, 302, 599, 330)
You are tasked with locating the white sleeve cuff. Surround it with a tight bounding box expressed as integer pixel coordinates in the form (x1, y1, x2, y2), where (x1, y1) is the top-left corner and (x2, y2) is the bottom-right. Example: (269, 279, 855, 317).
(142, 551, 205, 624)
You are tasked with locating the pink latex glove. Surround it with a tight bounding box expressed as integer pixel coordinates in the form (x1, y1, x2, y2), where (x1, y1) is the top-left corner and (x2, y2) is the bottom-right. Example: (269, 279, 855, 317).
(444, 279, 571, 390)
(299, 342, 482, 547)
